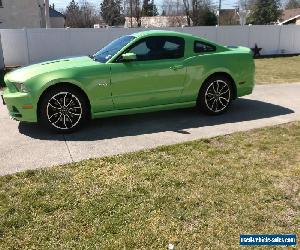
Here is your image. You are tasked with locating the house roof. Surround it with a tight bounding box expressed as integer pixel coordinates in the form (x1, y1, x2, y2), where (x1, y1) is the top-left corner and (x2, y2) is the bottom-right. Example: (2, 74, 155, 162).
(281, 8, 300, 21)
(49, 7, 65, 18)
(279, 14, 300, 25)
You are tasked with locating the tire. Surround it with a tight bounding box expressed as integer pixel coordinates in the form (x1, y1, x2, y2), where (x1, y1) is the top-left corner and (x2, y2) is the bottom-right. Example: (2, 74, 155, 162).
(197, 75, 233, 115)
(38, 86, 90, 133)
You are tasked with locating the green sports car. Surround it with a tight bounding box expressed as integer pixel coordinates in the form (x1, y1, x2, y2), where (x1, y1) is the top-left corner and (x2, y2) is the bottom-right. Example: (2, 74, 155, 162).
(2, 30, 255, 132)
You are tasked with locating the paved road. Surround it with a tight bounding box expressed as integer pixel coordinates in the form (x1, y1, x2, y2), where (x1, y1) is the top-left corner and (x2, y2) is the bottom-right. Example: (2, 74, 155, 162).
(1, 83, 300, 176)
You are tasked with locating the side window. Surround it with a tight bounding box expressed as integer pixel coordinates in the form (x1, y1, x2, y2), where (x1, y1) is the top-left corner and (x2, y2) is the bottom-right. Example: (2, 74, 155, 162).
(194, 41, 216, 53)
(129, 42, 150, 57)
(127, 36, 185, 61)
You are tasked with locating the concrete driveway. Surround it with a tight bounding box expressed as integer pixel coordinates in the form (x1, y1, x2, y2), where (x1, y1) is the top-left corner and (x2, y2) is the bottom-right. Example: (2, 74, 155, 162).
(1, 83, 300, 176)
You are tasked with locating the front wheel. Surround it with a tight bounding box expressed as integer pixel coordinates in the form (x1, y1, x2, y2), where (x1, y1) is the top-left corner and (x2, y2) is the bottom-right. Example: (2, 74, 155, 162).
(197, 76, 233, 115)
(39, 86, 89, 133)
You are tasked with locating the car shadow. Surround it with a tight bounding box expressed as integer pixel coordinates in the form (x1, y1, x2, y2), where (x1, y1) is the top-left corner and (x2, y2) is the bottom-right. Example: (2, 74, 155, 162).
(18, 98, 294, 141)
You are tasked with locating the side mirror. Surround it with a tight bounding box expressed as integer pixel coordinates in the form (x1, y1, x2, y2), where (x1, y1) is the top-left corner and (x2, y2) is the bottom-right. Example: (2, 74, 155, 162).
(121, 52, 137, 62)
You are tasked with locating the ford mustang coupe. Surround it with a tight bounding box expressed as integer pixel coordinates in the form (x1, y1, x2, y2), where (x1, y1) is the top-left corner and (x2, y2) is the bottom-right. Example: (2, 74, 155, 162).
(2, 30, 255, 132)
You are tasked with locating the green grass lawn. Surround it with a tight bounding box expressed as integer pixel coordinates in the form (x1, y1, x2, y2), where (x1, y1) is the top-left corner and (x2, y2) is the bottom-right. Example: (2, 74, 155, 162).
(255, 55, 300, 84)
(0, 122, 299, 249)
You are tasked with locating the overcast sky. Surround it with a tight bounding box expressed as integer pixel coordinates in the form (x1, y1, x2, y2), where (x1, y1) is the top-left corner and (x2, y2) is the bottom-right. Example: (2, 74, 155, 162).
(49, 0, 238, 11)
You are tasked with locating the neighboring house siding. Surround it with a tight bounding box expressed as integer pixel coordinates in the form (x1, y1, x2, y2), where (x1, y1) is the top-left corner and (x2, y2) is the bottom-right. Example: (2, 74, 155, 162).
(0, 0, 43, 28)
(0, 0, 65, 29)
(49, 7, 65, 28)
(50, 17, 65, 28)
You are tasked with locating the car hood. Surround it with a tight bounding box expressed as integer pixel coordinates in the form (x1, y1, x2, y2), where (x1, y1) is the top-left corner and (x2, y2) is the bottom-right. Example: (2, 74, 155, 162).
(5, 56, 100, 83)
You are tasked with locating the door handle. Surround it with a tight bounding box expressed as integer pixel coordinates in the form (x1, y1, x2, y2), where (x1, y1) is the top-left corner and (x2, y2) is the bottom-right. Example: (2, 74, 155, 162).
(170, 65, 184, 71)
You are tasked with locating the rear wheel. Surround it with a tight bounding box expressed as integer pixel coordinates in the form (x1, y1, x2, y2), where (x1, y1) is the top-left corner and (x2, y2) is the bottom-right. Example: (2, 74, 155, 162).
(197, 75, 233, 115)
(39, 86, 89, 133)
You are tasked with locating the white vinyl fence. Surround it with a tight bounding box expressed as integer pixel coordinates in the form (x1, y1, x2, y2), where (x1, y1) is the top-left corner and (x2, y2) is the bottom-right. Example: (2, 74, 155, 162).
(0, 25, 300, 67)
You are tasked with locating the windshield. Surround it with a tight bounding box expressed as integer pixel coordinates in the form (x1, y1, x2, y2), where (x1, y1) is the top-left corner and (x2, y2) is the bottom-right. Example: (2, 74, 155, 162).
(93, 35, 135, 63)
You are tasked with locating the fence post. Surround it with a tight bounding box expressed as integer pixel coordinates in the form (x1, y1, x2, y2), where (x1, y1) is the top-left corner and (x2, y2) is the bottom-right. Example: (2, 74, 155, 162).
(277, 25, 282, 54)
(24, 28, 31, 65)
(0, 32, 4, 70)
(215, 25, 219, 43)
(292, 26, 296, 54)
(68, 28, 73, 56)
(247, 25, 251, 49)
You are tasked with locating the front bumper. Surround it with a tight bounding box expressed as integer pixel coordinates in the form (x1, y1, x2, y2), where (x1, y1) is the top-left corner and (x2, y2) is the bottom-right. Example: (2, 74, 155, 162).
(1, 88, 37, 122)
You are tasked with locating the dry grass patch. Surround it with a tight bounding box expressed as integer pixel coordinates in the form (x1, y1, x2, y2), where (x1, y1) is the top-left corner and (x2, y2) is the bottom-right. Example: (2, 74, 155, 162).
(255, 55, 300, 84)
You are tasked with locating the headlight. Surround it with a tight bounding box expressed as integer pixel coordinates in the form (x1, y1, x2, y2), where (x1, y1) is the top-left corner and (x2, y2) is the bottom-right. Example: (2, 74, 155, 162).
(14, 83, 29, 93)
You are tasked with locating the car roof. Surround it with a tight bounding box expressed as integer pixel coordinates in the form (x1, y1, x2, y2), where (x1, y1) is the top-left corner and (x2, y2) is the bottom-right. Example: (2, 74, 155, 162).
(131, 30, 198, 39)
(130, 30, 224, 50)
(107, 30, 228, 63)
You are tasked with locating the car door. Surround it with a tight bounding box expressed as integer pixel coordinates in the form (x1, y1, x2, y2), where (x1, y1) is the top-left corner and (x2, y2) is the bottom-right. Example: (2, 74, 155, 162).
(109, 36, 187, 110)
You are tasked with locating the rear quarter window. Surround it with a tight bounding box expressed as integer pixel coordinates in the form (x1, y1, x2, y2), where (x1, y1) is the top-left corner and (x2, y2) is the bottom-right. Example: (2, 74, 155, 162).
(194, 41, 216, 53)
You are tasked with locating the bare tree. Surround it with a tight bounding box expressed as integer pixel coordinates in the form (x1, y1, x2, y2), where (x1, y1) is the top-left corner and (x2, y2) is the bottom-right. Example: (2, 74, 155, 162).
(80, 1, 97, 27)
(65, 0, 82, 27)
(133, 0, 142, 26)
(162, 0, 185, 16)
(65, 0, 98, 27)
(123, 0, 141, 27)
(181, 0, 217, 26)
(182, 0, 191, 25)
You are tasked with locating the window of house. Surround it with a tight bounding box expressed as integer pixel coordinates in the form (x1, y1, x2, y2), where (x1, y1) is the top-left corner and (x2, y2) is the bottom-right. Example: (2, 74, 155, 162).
(126, 36, 185, 61)
(0, 0, 3, 7)
(194, 41, 216, 53)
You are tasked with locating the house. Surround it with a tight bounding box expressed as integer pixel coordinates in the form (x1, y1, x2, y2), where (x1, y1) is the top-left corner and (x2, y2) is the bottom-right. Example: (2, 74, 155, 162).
(94, 17, 109, 29)
(124, 16, 190, 28)
(279, 8, 300, 25)
(49, 6, 66, 28)
(0, 0, 43, 28)
(0, 0, 65, 29)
